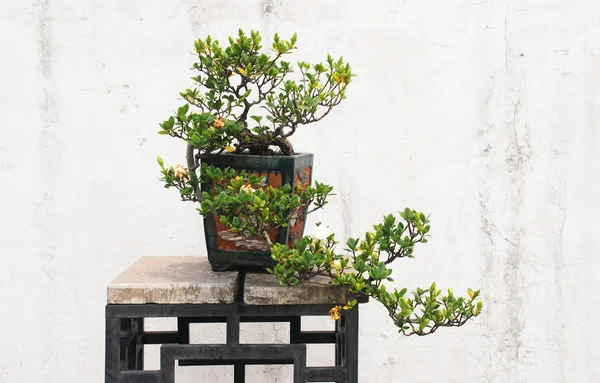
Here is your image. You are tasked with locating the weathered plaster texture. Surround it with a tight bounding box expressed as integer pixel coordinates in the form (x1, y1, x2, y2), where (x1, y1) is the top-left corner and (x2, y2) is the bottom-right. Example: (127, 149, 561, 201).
(1, 0, 599, 382)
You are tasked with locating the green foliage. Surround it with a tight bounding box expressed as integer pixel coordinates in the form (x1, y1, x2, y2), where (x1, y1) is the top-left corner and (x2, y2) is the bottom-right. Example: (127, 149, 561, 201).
(268, 211, 483, 336)
(157, 29, 354, 156)
(157, 156, 199, 202)
(269, 230, 347, 285)
(196, 164, 334, 239)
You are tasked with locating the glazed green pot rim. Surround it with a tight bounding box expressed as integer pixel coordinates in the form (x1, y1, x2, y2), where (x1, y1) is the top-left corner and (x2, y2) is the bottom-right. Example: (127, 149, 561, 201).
(199, 152, 313, 160)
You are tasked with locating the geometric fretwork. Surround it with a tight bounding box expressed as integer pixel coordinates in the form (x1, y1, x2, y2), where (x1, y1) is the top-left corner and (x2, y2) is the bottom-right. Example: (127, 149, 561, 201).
(106, 302, 359, 382)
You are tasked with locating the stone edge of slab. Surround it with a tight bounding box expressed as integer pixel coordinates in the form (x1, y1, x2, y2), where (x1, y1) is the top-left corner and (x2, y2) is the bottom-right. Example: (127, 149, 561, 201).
(106, 256, 240, 304)
(107, 280, 239, 305)
(243, 273, 352, 306)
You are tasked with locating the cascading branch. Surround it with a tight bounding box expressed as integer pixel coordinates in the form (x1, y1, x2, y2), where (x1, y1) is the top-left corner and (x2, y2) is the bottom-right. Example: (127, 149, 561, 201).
(269, 209, 483, 336)
(197, 165, 334, 242)
(157, 158, 335, 241)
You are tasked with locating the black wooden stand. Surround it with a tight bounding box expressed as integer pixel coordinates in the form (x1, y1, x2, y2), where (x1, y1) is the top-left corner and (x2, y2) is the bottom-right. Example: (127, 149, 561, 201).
(106, 293, 360, 382)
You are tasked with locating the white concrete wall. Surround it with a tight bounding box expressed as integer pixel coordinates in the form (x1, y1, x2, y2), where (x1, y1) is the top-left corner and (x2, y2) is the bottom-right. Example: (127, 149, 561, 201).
(1, 0, 599, 381)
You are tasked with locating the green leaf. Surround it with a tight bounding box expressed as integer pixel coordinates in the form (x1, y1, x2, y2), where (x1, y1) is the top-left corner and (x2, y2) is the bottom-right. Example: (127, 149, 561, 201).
(177, 104, 189, 116)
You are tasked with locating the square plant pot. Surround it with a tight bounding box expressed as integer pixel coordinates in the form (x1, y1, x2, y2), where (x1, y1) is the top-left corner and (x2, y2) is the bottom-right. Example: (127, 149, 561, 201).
(200, 152, 314, 272)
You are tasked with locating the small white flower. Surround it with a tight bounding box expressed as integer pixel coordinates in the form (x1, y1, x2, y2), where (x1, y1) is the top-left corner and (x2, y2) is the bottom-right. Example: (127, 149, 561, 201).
(332, 259, 342, 270)
(332, 259, 343, 278)
(311, 223, 332, 246)
(174, 164, 189, 179)
(240, 184, 256, 193)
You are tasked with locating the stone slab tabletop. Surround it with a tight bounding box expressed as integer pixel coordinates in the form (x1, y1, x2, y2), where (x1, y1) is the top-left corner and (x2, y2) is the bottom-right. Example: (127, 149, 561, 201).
(243, 273, 353, 306)
(107, 256, 239, 304)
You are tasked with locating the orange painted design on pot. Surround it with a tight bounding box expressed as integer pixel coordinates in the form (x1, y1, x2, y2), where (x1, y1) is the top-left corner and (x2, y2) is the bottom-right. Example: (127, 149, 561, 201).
(288, 166, 312, 246)
(214, 169, 288, 251)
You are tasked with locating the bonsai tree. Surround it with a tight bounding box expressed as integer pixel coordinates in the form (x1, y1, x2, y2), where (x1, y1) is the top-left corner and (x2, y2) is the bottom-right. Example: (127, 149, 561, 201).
(157, 30, 352, 246)
(156, 30, 482, 335)
(157, 29, 356, 258)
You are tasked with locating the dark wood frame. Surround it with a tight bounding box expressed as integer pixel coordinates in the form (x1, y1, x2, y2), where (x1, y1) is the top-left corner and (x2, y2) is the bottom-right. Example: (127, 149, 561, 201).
(105, 301, 359, 383)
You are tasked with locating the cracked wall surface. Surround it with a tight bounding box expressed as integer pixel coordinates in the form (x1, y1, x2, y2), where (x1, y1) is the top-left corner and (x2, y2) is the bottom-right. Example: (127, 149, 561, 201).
(1, 0, 599, 382)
